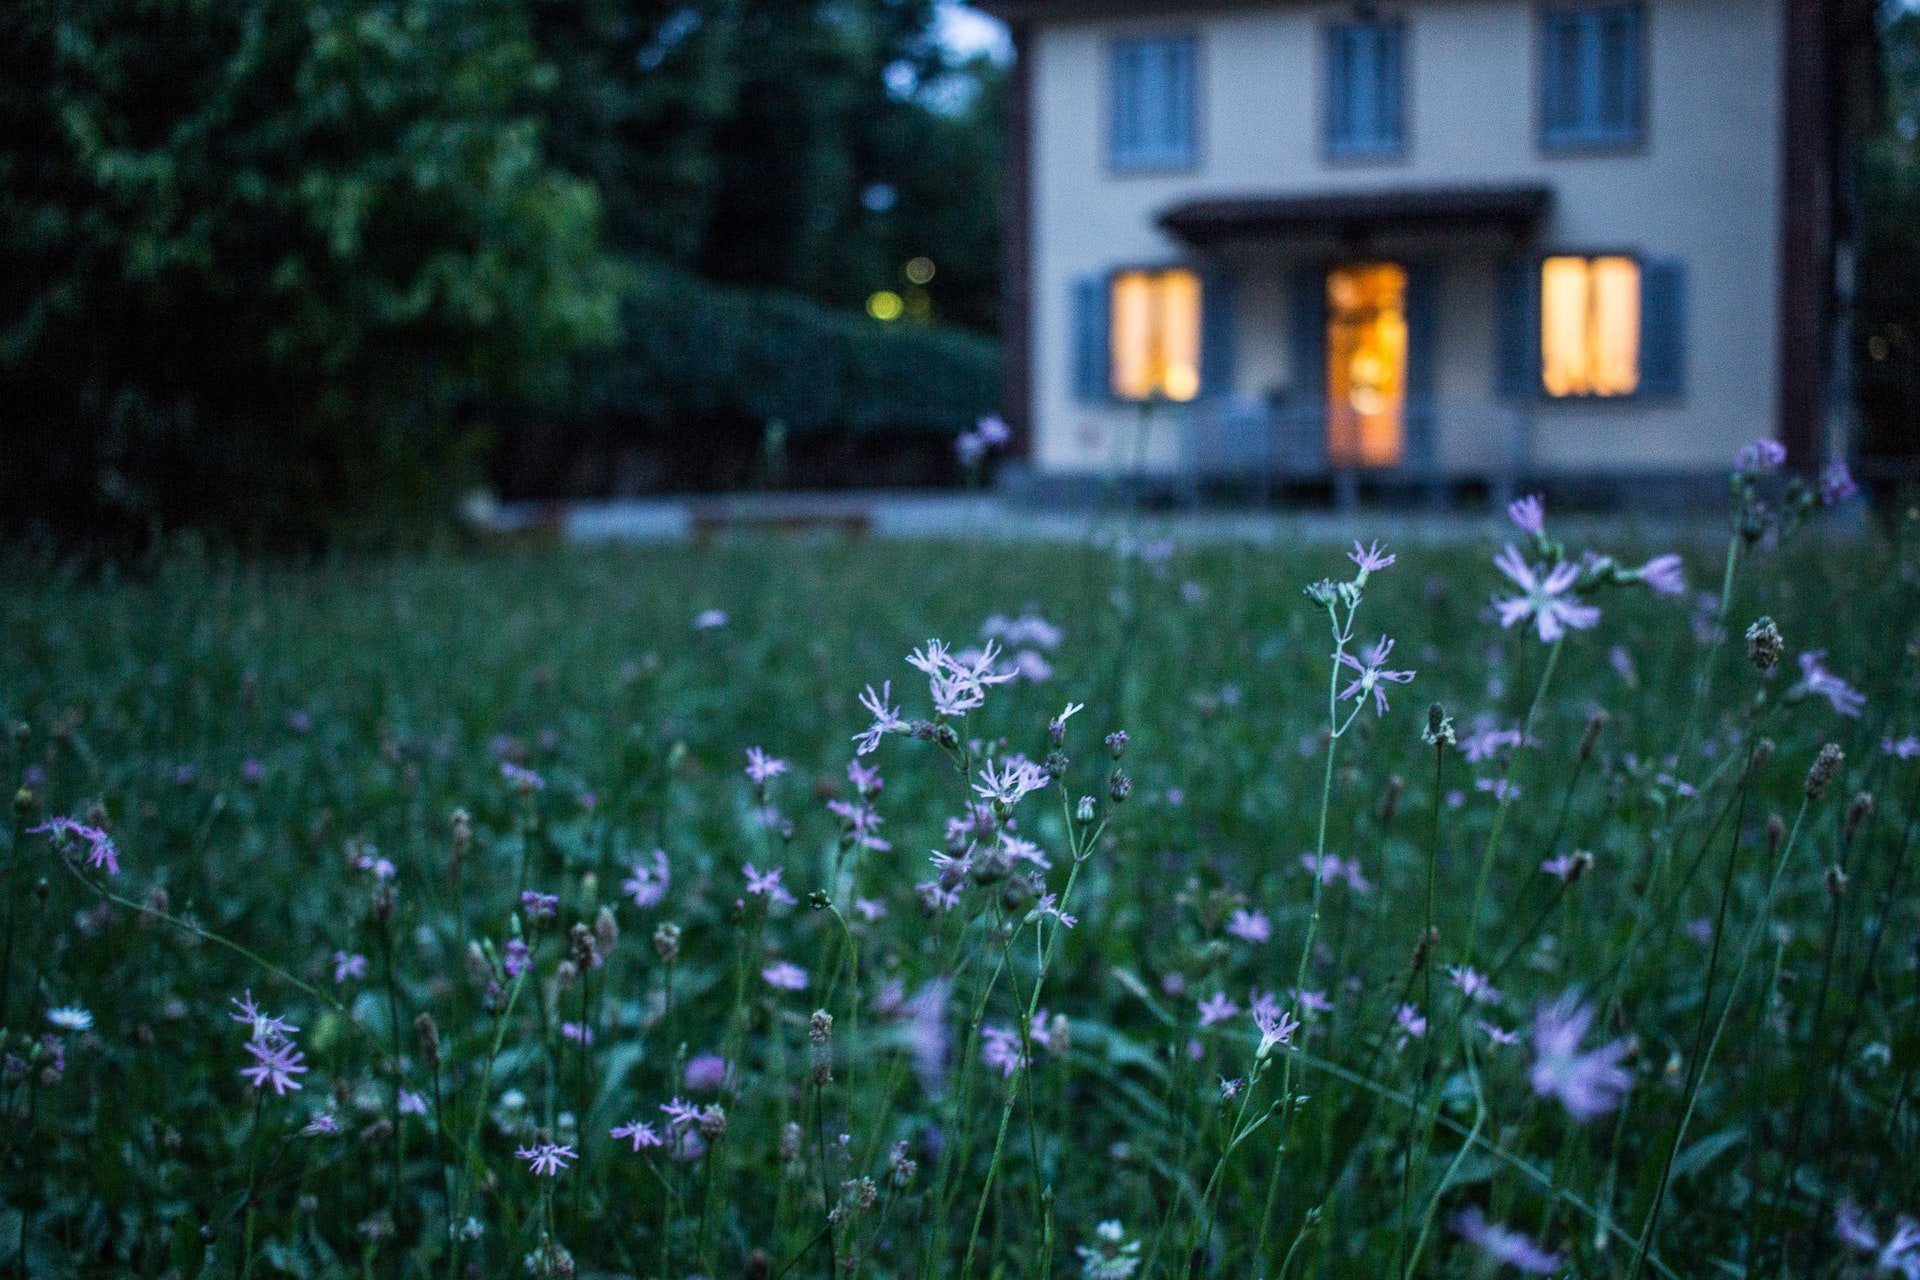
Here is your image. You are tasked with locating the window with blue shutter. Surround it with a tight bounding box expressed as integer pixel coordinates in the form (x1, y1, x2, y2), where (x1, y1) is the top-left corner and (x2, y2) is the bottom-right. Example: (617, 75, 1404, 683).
(1529, 254, 1684, 399)
(1541, 5, 1643, 148)
(1072, 277, 1110, 403)
(1110, 36, 1197, 170)
(1326, 20, 1405, 158)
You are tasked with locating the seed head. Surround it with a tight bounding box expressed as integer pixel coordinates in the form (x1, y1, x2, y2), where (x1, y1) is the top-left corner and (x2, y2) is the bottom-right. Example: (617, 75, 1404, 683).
(1806, 743, 1844, 800)
(809, 1009, 834, 1085)
(1767, 813, 1787, 859)
(1108, 769, 1131, 804)
(1378, 775, 1404, 826)
(1105, 730, 1130, 759)
(652, 922, 681, 964)
(1579, 711, 1609, 763)
(1845, 791, 1875, 844)
(1746, 617, 1783, 673)
(594, 906, 619, 958)
(414, 1013, 441, 1069)
(1423, 703, 1456, 748)
(1076, 795, 1096, 823)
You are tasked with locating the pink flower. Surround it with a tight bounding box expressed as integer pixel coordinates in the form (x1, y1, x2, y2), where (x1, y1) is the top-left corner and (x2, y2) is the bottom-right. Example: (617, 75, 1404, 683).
(761, 961, 808, 991)
(1253, 1003, 1300, 1055)
(1507, 493, 1546, 537)
(744, 747, 788, 786)
(500, 761, 545, 792)
(1636, 554, 1687, 595)
(1736, 439, 1787, 473)
(1348, 539, 1396, 574)
(973, 756, 1051, 808)
(1448, 965, 1501, 1005)
(743, 864, 796, 906)
(1530, 993, 1632, 1121)
(1492, 545, 1600, 643)
(30, 817, 119, 876)
(693, 609, 728, 630)
(1196, 992, 1240, 1027)
(1225, 909, 1271, 944)
(1452, 1207, 1562, 1274)
(1336, 636, 1416, 716)
(241, 1037, 309, 1095)
(332, 951, 368, 984)
(981, 1025, 1029, 1076)
(611, 1120, 663, 1152)
(515, 1142, 575, 1176)
(1791, 650, 1866, 718)
(622, 849, 670, 908)
(853, 680, 909, 755)
(684, 1055, 730, 1092)
(1821, 459, 1859, 505)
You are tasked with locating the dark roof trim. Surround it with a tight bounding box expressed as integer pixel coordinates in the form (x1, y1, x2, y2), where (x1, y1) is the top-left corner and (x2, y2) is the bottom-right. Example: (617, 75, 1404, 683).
(1158, 185, 1553, 245)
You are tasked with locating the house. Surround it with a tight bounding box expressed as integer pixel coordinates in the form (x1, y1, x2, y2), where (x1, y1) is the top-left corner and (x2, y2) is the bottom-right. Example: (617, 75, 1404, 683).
(979, 0, 1876, 500)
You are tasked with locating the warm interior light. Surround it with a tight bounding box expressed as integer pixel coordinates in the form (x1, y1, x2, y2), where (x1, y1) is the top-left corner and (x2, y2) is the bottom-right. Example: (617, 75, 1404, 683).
(1109, 268, 1203, 402)
(1542, 255, 1640, 397)
(1325, 263, 1407, 467)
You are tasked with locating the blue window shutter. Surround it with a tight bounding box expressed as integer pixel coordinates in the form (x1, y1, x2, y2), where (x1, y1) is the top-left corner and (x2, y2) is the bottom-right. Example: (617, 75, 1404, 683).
(1287, 266, 1328, 467)
(1110, 42, 1138, 165)
(1405, 265, 1440, 469)
(1496, 256, 1539, 401)
(1381, 24, 1405, 149)
(1327, 28, 1353, 149)
(1073, 275, 1110, 403)
(1200, 264, 1235, 399)
(1639, 259, 1686, 397)
(1166, 39, 1196, 163)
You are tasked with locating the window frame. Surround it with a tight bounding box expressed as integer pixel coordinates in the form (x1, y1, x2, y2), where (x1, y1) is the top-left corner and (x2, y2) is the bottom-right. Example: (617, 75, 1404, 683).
(1107, 32, 1202, 174)
(1536, 1, 1647, 154)
(1533, 249, 1648, 402)
(1322, 16, 1409, 163)
(1104, 263, 1205, 403)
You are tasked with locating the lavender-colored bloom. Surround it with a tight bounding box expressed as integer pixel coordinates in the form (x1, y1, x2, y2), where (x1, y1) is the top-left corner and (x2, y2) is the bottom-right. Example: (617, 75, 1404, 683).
(1448, 966, 1501, 1005)
(975, 414, 1012, 448)
(241, 758, 267, 786)
(1196, 992, 1240, 1027)
(332, 951, 368, 984)
(1253, 1003, 1300, 1055)
(1225, 908, 1271, 944)
(1492, 545, 1601, 643)
(1835, 1201, 1880, 1253)
(1791, 650, 1867, 718)
(241, 1036, 309, 1095)
(1636, 554, 1687, 596)
(853, 681, 909, 755)
(684, 1054, 730, 1092)
(1298, 853, 1373, 894)
(229, 991, 299, 1043)
(1030, 892, 1078, 929)
(398, 1089, 429, 1115)
(1290, 988, 1333, 1015)
(659, 1097, 702, 1131)
(1530, 993, 1632, 1121)
(744, 747, 788, 786)
(301, 1110, 340, 1137)
(1507, 494, 1546, 537)
(1451, 1207, 1563, 1274)
(1336, 635, 1416, 716)
(1737, 438, 1788, 473)
(1395, 1003, 1428, 1041)
(973, 755, 1051, 808)
(743, 863, 797, 906)
(500, 761, 545, 792)
(1478, 1020, 1522, 1046)
(611, 1120, 663, 1151)
(560, 1021, 593, 1045)
(761, 961, 808, 991)
(520, 891, 559, 920)
(30, 817, 120, 876)
(622, 849, 670, 908)
(955, 430, 987, 466)
(907, 979, 953, 1098)
(692, 609, 728, 630)
(503, 938, 531, 979)
(853, 897, 887, 921)
(1540, 854, 1583, 881)
(908, 638, 1018, 718)
(284, 710, 313, 734)
(980, 1026, 1029, 1076)
(1885, 735, 1920, 760)
(1821, 459, 1859, 505)
(847, 758, 884, 794)
(1348, 539, 1396, 574)
(1476, 777, 1521, 802)
(515, 1142, 575, 1176)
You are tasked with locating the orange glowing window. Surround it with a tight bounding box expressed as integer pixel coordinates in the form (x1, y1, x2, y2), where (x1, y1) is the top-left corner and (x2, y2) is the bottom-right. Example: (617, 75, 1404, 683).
(1541, 255, 1640, 397)
(1110, 268, 1202, 402)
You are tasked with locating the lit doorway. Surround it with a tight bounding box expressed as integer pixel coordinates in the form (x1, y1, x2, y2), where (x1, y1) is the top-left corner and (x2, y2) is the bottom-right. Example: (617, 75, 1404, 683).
(1326, 263, 1408, 467)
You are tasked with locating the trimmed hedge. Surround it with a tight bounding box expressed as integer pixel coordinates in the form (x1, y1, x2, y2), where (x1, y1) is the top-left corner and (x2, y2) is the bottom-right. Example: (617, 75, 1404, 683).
(574, 261, 1001, 438)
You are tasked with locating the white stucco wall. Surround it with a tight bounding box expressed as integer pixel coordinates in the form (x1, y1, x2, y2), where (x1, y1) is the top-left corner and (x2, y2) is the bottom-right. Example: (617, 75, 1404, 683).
(1025, 0, 1785, 478)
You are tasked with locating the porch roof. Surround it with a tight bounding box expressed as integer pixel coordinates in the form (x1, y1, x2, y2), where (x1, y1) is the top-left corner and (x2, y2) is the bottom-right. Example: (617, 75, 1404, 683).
(1157, 185, 1553, 246)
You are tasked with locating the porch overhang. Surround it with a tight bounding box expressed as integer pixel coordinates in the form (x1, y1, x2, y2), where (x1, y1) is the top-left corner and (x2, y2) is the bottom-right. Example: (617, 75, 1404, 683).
(1158, 185, 1553, 247)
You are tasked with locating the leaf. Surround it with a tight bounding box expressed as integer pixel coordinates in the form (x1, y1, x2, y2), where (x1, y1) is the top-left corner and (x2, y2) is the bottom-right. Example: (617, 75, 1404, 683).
(1672, 1127, 1746, 1181)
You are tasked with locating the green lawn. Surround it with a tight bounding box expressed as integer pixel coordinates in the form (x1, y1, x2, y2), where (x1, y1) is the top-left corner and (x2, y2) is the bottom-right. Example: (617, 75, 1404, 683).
(2, 512, 1916, 1278)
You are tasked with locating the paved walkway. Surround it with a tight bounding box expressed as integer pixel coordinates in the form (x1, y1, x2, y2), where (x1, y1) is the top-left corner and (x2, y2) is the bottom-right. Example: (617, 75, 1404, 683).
(485, 490, 1749, 546)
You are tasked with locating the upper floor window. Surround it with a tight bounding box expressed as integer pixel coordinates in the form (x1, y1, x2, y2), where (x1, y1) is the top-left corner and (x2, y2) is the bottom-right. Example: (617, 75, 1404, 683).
(1326, 20, 1406, 158)
(1110, 36, 1197, 170)
(1541, 4, 1644, 148)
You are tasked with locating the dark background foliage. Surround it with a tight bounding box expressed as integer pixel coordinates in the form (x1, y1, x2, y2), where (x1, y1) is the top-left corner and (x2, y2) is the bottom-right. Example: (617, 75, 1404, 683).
(0, 0, 1004, 549)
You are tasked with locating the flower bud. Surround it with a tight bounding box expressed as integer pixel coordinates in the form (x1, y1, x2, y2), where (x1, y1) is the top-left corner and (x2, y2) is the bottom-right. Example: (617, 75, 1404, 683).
(652, 921, 681, 964)
(594, 906, 619, 958)
(1579, 711, 1609, 763)
(1766, 813, 1786, 860)
(1845, 792, 1875, 844)
(1108, 769, 1131, 803)
(1826, 865, 1849, 900)
(809, 1009, 834, 1085)
(414, 1013, 441, 1069)
(1105, 730, 1129, 760)
(1745, 617, 1783, 673)
(1076, 796, 1096, 823)
(1422, 703, 1456, 748)
(1806, 744, 1844, 800)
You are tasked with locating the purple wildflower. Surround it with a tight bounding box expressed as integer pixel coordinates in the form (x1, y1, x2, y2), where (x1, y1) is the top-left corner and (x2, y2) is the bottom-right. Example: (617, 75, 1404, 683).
(973, 755, 1051, 808)
(520, 891, 559, 920)
(743, 863, 797, 907)
(1821, 459, 1859, 506)
(1885, 735, 1920, 760)
(1336, 636, 1417, 715)
(241, 759, 267, 786)
(1530, 993, 1632, 1121)
(1492, 545, 1601, 643)
(398, 1090, 428, 1115)
(981, 1026, 1029, 1077)
(848, 758, 884, 794)
(1478, 1020, 1522, 1046)
(500, 761, 545, 792)
(684, 1055, 730, 1092)
(229, 991, 299, 1043)
(622, 849, 670, 908)
(1835, 1201, 1880, 1254)
(761, 961, 808, 991)
(1225, 908, 1271, 944)
(1636, 554, 1687, 596)
(560, 1021, 593, 1045)
(1290, 989, 1333, 1015)
(1196, 992, 1240, 1028)
(1348, 539, 1396, 574)
(1507, 494, 1546, 537)
(47, 1006, 93, 1032)
(1736, 439, 1788, 473)
(853, 681, 909, 755)
(1451, 1207, 1563, 1274)
(30, 817, 120, 876)
(1791, 650, 1866, 718)
(503, 938, 531, 980)
(332, 951, 368, 984)
(1448, 966, 1502, 1005)
(515, 1142, 575, 1177)
(301, 1111, 340, 1137)
(744, 747, 788, 786)
(853, 897, 886, 921)
(1253, 1003, 1300, 1055)
(240, 1036, 309, 1096)
(693, 609, 728, 630)
(1395, 1003, 1428, 1041)
(611, 1120, 663, 1152)
(975, 414, 1012, 448)
(659, 1097, 702, 1131)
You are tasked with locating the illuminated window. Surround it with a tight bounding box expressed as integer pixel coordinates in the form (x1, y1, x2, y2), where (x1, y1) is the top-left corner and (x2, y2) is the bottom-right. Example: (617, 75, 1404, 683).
(1540, 255, 1640, 397)
(1110, 268, 1201, 401)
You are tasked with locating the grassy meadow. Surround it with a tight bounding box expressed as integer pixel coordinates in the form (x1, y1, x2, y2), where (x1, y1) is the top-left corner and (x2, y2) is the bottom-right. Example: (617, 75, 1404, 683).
(3, 488, 1918, 1278)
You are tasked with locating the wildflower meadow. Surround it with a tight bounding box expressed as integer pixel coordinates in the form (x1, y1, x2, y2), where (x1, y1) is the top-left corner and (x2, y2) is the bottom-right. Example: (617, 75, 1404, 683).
(4, 453, 1919, 1278)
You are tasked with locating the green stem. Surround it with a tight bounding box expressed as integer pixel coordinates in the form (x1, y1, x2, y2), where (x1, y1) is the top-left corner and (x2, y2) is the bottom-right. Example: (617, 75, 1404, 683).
(1464, 634, 1564, 965)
